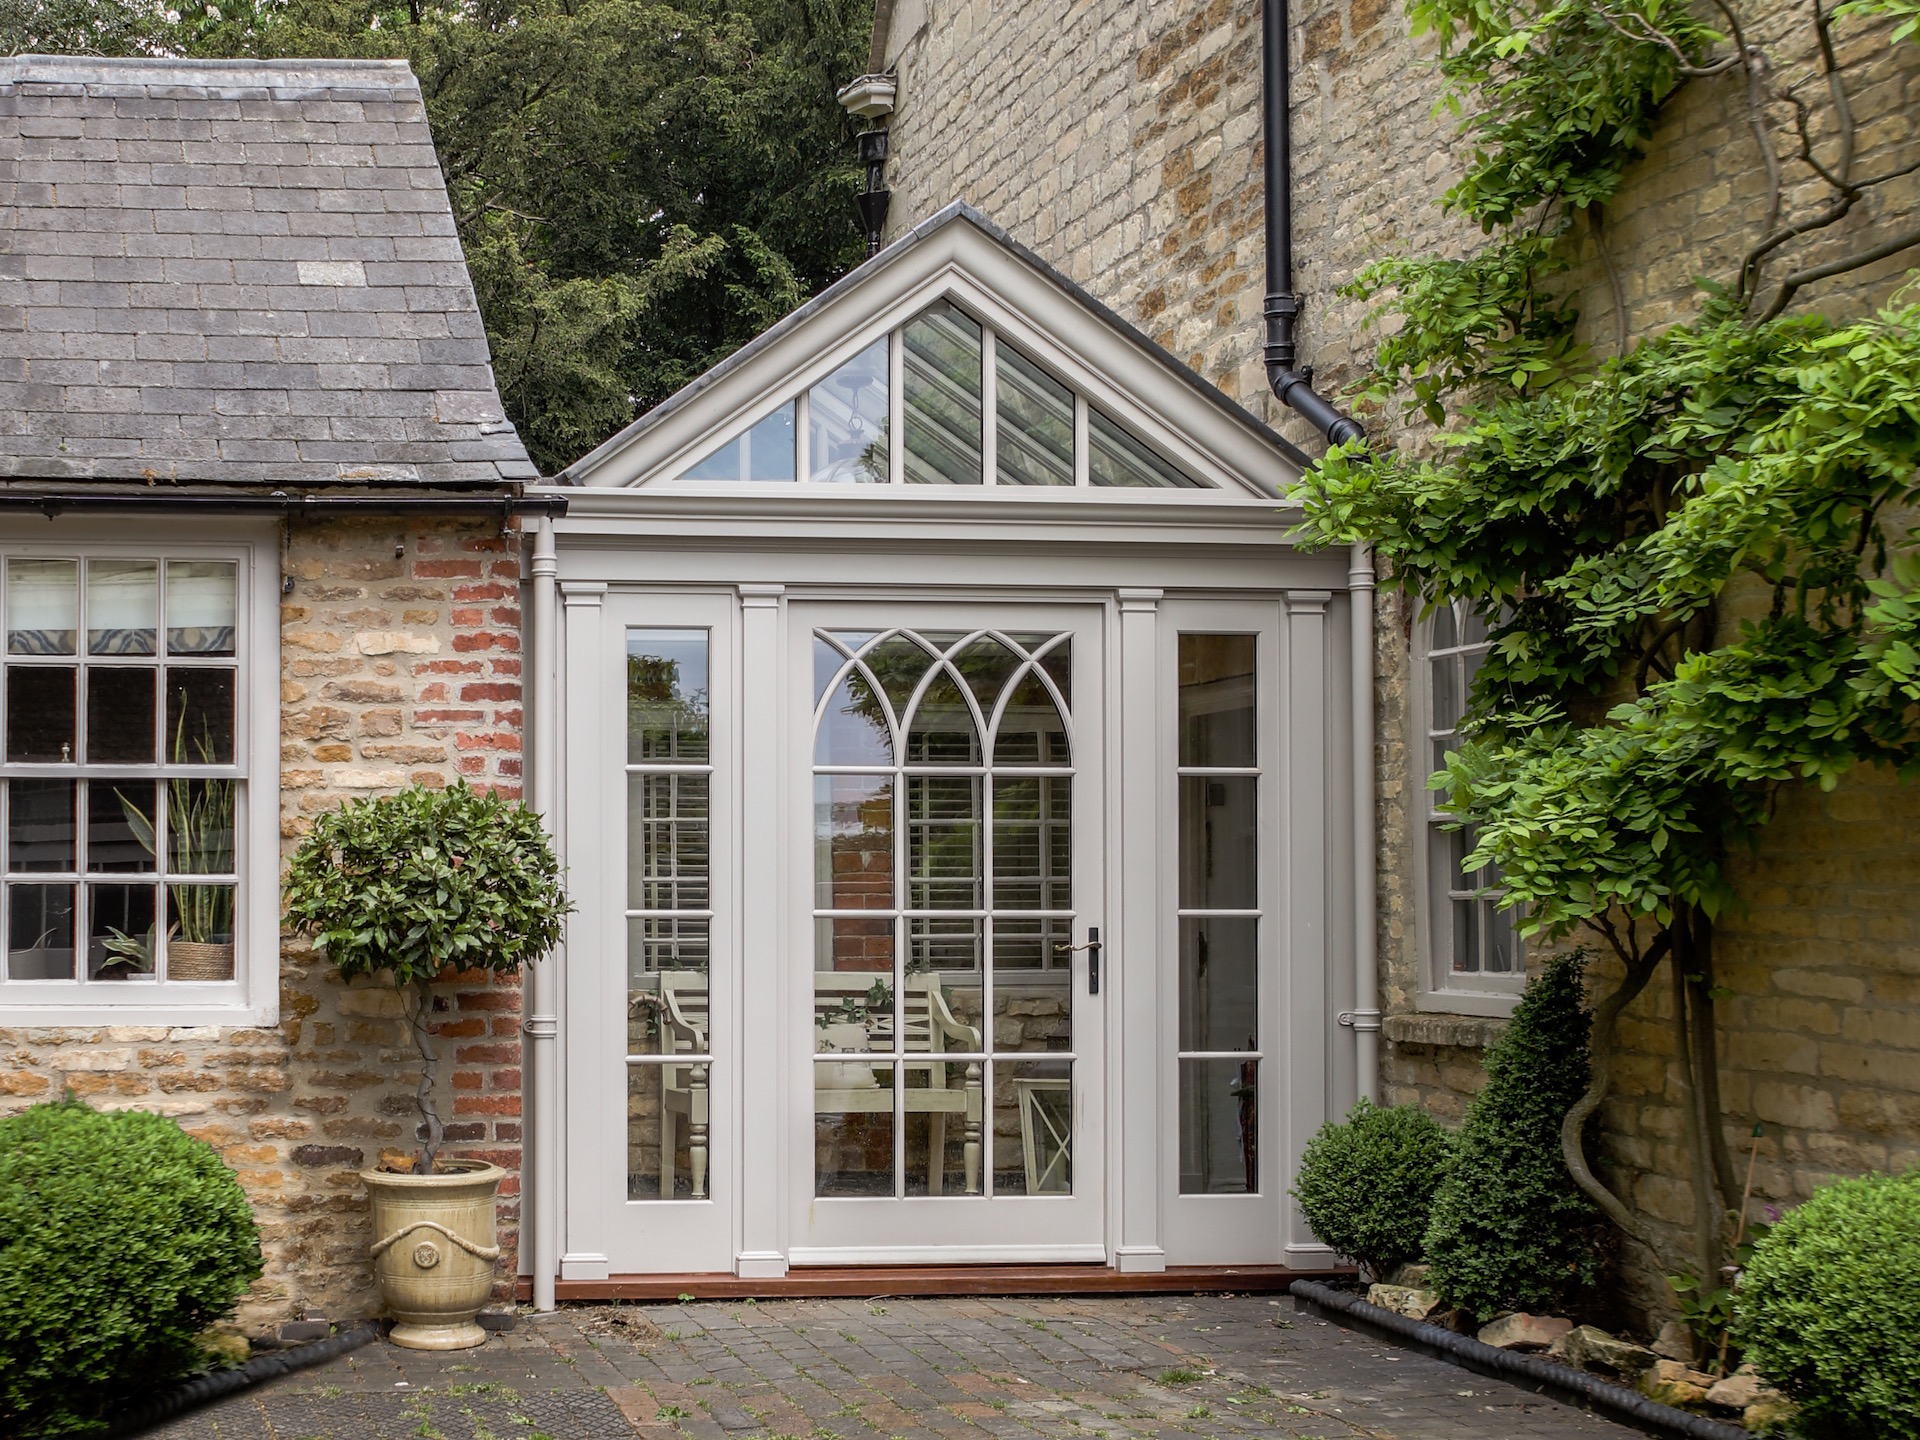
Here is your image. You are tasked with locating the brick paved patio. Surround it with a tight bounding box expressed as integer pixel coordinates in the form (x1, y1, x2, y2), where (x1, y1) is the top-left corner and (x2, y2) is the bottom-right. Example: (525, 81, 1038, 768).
(146, 1294, 1642, 1439)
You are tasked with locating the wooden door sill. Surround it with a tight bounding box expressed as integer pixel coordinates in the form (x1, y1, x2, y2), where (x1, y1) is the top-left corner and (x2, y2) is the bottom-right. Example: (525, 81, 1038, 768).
(518, 1263, 1349, 1302)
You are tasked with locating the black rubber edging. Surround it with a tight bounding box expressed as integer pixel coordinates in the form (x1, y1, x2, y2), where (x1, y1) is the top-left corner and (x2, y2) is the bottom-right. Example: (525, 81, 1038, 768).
(107, 1321, 382, 1437)
(1289, 1280, 1751, 1440)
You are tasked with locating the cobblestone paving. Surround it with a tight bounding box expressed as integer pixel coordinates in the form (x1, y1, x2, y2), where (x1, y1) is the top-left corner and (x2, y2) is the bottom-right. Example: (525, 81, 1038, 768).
(146, 1295, 1642, 1439)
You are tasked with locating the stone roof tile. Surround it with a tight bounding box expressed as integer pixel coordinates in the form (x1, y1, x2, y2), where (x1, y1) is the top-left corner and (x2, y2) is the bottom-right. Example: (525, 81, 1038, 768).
(0, 54, 535, 486)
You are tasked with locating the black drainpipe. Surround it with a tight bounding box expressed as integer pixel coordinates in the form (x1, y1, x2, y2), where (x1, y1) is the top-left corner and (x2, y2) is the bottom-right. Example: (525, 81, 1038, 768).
(1263, 0, 1366, 446)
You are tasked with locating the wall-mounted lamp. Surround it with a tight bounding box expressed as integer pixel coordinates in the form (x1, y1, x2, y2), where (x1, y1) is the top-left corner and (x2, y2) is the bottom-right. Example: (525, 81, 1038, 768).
(836, 73, 896, 258)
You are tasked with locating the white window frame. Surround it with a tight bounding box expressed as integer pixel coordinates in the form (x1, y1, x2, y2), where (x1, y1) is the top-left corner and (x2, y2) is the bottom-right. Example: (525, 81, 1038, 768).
(0, 522, 279, 1026)
(1413, 599, 1523, 1016)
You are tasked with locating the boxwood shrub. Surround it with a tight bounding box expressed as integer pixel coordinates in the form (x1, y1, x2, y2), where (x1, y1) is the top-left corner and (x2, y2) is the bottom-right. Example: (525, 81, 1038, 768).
(1734, 1168, 1920, 1440)
(0, 1098, 262, 1437)
(1293, 1098, 1454, 1279)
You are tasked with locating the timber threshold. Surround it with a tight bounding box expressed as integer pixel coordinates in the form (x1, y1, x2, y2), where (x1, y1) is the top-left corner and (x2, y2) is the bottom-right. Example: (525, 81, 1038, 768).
(519, 1264, 1350, 1302)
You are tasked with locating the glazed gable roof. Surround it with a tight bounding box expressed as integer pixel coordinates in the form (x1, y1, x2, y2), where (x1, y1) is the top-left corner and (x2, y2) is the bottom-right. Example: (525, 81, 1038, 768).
(0, 55, 536, 487)
(559, 201, 1310, 492)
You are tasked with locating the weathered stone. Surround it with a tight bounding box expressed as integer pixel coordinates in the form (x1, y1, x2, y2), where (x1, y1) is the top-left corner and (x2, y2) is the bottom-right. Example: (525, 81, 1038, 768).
(1547, 1325, 1660, 1379)
(1706, 1364, 1779, 1411)
(1642, 1358, 1710, 1408)
(1651, 1319, 1695, 1361)
(1366, 1284, 1442, 1320)
(1477, 1313, 1573, 1351)
(1385, 1262, 1430, 1287)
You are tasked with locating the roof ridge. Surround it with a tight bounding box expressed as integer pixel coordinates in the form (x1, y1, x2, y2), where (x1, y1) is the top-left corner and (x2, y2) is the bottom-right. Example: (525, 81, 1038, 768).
(0, 54, 419, 92)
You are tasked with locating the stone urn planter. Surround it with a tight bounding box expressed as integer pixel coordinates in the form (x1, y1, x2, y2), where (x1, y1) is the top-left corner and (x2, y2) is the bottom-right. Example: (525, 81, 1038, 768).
(363, 1160, 505, 1350)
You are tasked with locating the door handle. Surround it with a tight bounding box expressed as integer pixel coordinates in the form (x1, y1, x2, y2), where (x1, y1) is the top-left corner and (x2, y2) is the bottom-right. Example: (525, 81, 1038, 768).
(1054, 926, 1102, 995)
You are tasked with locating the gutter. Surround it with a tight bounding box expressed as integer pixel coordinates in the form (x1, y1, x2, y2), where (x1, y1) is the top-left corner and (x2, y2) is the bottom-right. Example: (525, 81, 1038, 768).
(0, 491, 568, 519)
(1260, 0, 1379, 1103)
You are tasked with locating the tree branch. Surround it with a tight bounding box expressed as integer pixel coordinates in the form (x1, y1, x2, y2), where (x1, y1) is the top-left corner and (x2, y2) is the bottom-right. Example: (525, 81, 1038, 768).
(1589, 205, 1630, 357)
(406, 981, 446, 1176)
(1761, 221, 1920, 319)
(1812, 0, 1856, 185)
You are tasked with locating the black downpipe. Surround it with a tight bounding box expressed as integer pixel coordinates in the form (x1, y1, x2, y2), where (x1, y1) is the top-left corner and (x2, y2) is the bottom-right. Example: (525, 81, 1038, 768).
(1263, 0, 1366, 447)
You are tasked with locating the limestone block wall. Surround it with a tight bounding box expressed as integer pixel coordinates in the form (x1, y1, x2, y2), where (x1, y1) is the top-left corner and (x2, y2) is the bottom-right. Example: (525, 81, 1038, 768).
(0, 515, 527, 1331)
(883, 0, 1920, 1321)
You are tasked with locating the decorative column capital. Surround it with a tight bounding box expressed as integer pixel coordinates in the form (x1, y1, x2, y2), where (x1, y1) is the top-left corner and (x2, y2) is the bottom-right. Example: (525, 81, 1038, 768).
(738, 582, 786, 610)
(1117, 587, 1164, 614)
(559, 581, 606, 609)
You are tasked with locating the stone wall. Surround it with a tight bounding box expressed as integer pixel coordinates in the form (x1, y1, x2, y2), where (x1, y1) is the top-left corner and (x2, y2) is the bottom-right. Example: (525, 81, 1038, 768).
(0, 515, 527, 1332)
(883, 0, 1920, 1323)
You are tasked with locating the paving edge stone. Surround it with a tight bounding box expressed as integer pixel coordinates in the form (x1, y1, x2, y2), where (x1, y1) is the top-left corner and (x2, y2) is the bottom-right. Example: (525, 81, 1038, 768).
(107, 1321, 382, 1438)
(1288, 1281, 1752, 1440)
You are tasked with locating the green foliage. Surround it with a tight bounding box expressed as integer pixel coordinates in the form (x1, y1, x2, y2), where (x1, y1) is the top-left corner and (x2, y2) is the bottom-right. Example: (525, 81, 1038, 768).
(0, 1098, 262, 1438)
(1667, 1220, 1769, 1373)
(1734, 1170, 1920, 1440)
(1293, 1099, 1456, 1279)
(1424, 954, 1603, 1321)
(283, 780, 568, 988)
(0, 0, 870, 475)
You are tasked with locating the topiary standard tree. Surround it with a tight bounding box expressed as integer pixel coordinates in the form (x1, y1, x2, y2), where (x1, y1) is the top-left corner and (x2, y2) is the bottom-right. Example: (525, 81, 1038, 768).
(0, 1098, 262, 1438)
(1293, 0, 1920, 1286)
(284, 781, 569, 1176)
(1424, 952, 1604, 1322)
(1294, 1098, 1456, 1281)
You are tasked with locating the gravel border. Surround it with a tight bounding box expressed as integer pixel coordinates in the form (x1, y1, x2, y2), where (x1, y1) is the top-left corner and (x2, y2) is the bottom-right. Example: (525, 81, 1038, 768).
(1289, 1280, 1752, 1440)
(107, 1322, 382, 1437)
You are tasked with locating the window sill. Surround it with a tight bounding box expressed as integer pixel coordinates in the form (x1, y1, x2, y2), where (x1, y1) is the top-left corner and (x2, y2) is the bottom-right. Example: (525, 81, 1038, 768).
(1387, 1006, 1511, 1048)
(0, 997, 275, 1028)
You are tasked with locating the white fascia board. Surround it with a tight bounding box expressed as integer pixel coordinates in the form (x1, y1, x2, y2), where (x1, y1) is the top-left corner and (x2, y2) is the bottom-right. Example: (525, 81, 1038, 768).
(568, 221, 1303, 500)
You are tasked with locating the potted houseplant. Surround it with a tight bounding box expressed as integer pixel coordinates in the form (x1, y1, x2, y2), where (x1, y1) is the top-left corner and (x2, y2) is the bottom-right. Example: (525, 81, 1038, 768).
(284, 781, 568, 1350)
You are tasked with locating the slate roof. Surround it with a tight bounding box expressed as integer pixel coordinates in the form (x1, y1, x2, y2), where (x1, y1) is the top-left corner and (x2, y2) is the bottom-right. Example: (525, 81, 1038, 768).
(0, 55, 537, 487)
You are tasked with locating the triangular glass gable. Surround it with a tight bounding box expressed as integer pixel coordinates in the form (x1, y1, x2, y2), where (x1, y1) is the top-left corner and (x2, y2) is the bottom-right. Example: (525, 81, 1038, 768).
(662, 300, 1208, 490)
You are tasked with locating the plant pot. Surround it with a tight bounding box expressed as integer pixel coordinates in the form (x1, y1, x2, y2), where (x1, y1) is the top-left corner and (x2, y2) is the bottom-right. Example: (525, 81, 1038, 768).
(168, 941, 234, 981)
(816, 1021, 879, 1089)
(361, 1160, 504, 1350)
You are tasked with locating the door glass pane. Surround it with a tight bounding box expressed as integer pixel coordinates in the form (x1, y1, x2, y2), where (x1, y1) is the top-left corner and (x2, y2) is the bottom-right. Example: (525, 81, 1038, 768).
(7, 559, 78, 654)
(808, 338, 889, 484)
(1087, 407, 1201, 488)
(6, 883, 75, 978)
(814, 774, 893, 910)
(88, 560, 158, 655)
(90, 782, 156, 872)
(681, 403, 796, 482)
(1179, 916, 1258, 1052)
(90, 882, 157, 980)
(628, 773, 708, 911)
(992, 920, 1072, 1052)
(6, 666, 75, 762)
(165, 668, 235, 763)
(627, 629, 708, 763)
(816, 666, 894, 766)
(903, 301, 983, 486)
(862, 633, 936, 721)
(904, 671, 980, 765)
(8, 780, 75, 871)
(628, 1060, 711, 1199)
(1178, 776, 1257, 909)
(165, 561, 236, 656)
(816, 1060, 894, 1196)
(1178, 635, 1255, 767)
(996, 346, 1074, 487)
(906, 774, 980, 910)
(1180, 1057, 1259, 1194)
(907, 916, 982, 998)
(992, 669, 1069, 766)
(952, 633, 1023, 712)
(87, 668, 156, 764)
(992, 777, 1071, 909)
(905, 1056, 981, 1195)
(996, 1060, 1072, 1195)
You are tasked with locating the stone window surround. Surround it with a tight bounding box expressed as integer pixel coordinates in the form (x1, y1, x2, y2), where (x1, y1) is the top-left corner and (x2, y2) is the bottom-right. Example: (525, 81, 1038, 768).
(0, 519, 280, 1027)
(1410, 601, 1523, 1018)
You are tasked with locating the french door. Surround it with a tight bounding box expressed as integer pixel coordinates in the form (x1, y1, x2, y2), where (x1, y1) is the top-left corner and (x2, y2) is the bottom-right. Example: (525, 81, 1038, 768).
(785, 602, 1108, 1263)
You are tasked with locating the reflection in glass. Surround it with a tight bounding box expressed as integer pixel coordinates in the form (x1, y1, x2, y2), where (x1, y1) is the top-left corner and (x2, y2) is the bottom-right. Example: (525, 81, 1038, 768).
(628, 1060, 712, 1200)
(953, 633, 1022, 713)
(7, 558, 78, 655)
(862, 633, 936, 723)
(1178, 634, 1256, 767)
(165, 669, 235, 763)
(90, 783, 156, 873)
(628, 773, 708, 911)
(8, 780, 75, 871)
(814, 774, 893, 911)
(627, 629, 708, 762)
(1178, 775, 1257, 909)
(681, 403, 796, 482)
(808, 338, 889, 484)
(908, 914, 981, 979)
(903, 302, 983, 485)
(992, 668, 1069, 766)
(996, 1060, 1071, 1195)
(813, 633, 875, 703)
(904, 1055, 984, 1195)
(816, 666, 894, 766)
(992, 924, 1072, 1051)
(165, 561, 236, 656)
(1180, 1057, 1259, 1194)
(628, 916, 710, 992)
(89, 882, 157, 980)
(907, 775, 980, 911)
(996, 346, 1074, 487)
(904, 671, 980, 764)
(88, 560, 158, 655)
(6, 666, 76, 762)
(816, 1060, 895, 1196)
(1179, 916, 1258, 1052)
(6, 883, 75, 979)
(1088, 407, 1201, 488)
(816, 914, 894, 977)
(87, 668, 156, 763)
(992, 777, 1071, 910)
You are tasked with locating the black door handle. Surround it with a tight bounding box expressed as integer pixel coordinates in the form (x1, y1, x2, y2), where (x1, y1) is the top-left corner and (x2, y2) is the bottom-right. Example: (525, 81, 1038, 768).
(1054, 926, 1102, 995)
